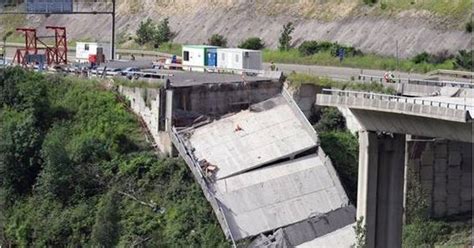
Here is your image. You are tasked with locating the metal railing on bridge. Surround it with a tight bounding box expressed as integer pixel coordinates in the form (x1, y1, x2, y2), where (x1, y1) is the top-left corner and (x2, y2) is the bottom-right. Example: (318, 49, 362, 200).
(322, 88, 474, 111)
(358, 74, 474, 89)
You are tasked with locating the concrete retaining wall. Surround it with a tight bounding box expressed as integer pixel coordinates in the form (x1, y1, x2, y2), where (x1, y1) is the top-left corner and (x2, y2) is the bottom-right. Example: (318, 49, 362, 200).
(173, 81, 281, 118)
(407, 139, 472, 217)
(118, 86, 173, 154)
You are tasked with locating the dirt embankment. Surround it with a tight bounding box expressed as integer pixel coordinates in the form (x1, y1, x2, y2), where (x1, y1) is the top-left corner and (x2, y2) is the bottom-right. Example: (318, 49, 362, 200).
(4, 0, 472, 58)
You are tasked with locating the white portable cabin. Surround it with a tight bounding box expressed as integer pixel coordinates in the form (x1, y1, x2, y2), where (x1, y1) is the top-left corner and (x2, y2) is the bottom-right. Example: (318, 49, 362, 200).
(182, 45, 219, 72)
(217, 48, 262, 72)
(75, 42, 111, 63)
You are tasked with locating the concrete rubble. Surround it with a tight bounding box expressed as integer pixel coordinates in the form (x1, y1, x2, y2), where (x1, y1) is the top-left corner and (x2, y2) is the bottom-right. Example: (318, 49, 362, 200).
(178, 94, 355, 245)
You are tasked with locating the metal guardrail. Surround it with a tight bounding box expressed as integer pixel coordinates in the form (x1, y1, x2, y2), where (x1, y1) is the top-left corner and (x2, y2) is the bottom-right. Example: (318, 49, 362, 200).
(169, 127, 237, 247)
(358, 74, 474, 89)
(322, 88, 474, 111)
(427, 69, 474, 78)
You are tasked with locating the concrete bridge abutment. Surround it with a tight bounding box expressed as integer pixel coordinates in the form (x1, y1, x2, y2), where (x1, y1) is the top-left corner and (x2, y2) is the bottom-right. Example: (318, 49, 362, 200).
(357, 131, 406, 248)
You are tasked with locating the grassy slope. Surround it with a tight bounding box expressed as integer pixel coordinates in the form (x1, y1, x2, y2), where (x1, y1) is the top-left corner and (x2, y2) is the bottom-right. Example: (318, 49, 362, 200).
(264, 49, 456, 73)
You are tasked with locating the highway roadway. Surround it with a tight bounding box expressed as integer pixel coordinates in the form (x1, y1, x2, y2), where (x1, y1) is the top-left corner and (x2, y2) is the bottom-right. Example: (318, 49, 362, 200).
(0, 42, 454, 82)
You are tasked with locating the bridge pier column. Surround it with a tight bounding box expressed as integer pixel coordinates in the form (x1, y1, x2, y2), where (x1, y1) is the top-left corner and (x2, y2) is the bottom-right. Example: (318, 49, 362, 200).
(357, 131, 406, 248)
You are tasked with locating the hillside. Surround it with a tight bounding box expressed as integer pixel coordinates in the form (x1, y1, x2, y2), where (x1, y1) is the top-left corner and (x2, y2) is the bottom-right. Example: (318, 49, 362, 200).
(0, 68, 228, 247)
(1, 0, 471, 58)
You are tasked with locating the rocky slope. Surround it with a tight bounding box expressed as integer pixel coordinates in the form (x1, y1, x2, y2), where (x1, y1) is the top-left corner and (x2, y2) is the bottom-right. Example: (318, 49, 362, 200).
(2, 0, 472, 58)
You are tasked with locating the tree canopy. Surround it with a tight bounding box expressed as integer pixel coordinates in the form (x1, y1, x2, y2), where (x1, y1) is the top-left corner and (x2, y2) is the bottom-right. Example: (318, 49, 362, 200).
(0, 68, 229, 247)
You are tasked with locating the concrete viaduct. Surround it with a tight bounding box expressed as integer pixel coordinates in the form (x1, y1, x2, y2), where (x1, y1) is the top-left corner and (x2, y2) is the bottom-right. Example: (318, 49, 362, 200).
(115, 68, 472, 247)
(316, 89, 473, 248)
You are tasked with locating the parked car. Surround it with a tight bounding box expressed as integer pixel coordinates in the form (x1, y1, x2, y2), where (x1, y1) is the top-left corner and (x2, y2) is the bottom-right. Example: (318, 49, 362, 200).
(121, 67, 141, 76)
(106, 68, 122, 76)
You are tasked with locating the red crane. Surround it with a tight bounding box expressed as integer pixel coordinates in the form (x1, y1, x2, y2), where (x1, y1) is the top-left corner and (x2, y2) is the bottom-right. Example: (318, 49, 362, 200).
(13, 26, 68, 66)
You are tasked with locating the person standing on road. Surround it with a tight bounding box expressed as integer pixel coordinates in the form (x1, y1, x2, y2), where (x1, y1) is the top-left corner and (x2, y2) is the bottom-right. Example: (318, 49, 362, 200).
(270, 61, 276, 71)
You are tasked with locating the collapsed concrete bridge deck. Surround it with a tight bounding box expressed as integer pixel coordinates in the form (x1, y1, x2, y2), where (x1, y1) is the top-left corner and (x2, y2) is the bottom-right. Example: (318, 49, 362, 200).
(118, 72, 356, 246)
(172, 92, 355, 245)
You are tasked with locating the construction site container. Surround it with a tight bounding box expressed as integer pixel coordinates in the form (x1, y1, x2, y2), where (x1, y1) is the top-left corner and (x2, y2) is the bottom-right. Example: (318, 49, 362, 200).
(217, 48, 262, 72)
(206, 48, 218, 67)
(76, 42, 110, 63)
(182, 45, 219, 72)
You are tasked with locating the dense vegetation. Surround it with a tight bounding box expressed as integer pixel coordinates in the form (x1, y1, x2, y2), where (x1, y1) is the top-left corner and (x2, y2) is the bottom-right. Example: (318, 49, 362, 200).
(0, 68, 228, 247)
(135, 18, 174, 48)
(313, 108, 358, 203)
(238, 37, 265, 50)
(208, 34, 228, 47)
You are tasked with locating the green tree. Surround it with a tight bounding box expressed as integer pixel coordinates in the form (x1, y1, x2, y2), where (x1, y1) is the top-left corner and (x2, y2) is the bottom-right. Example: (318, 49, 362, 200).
(135, 18, 156, 45)
(36, 125, 74, 204)
(314, 107, 346, 132)
(319, 131, 358, 202)
(0, 110, 43, 201)
(91, 190, 120, 247)
(238, 37, 265, 50)
(208, 34, 227, 47)
(278, 22, 295, 51)
(155, 17, 173, 47)
(353, 217, 367, 248)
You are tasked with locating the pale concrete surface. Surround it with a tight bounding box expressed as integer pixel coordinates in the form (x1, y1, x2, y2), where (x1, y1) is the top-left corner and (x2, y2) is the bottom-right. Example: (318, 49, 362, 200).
(317, 92, 471, 123)
(406, 139, 472, 217)
(177, 93, 354, 242)
(357, 132, 406, 248)
(296, 223, 356, 248)
(216, 154, 350, 240)
(188, 96, 318, 179)
(316, 92, 473, 142)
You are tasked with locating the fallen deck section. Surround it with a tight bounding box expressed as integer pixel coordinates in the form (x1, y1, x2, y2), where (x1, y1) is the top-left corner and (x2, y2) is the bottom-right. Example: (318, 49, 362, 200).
(172, 91, 355, 245)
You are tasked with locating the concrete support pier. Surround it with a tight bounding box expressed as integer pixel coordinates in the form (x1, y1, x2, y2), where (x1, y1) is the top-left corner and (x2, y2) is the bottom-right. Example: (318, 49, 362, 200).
(357, 131, 406, 248)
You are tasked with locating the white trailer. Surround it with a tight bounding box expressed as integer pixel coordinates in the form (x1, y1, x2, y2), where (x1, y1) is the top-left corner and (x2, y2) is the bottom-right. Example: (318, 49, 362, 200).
(217, 48, 262, 72)
(75, 42, 110, 63)
(182, 45, 218, 72)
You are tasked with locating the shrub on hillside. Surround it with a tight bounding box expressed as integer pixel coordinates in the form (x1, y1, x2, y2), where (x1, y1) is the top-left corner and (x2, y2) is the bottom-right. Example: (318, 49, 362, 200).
(454, 50, 473, 70)
(297, 40, 362, 57)
(403, 220, 452, 247)
(363, 0, 377, 5)
(412, 51, 453, 65)
(314, 107, 346, 132)
(466, 20, 473, 33)
(298, 40, 320, 56)
(330, 43, 363, 57)
(412, 52, 431, 64)
(238, 37, 265, 50)
(208, 34, 227, 47)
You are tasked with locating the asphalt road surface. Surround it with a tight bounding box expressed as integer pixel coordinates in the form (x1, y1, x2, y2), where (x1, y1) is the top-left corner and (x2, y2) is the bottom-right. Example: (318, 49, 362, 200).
(262, 62, 427, 81)
(2, 43, 433, 82)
